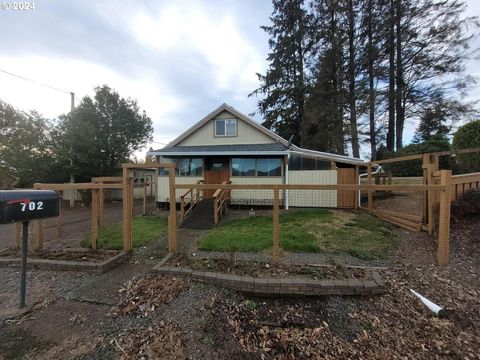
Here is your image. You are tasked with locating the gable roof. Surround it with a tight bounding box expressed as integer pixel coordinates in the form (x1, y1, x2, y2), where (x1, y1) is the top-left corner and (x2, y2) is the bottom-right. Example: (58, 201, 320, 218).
(149, 103, 364, 165)
(165, 103, 289, 148)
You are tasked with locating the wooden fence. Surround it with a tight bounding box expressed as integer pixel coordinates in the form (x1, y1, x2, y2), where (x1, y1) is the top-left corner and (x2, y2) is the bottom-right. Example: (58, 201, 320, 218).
(173, 181, 452, 265)
(23, 162, 176, 254)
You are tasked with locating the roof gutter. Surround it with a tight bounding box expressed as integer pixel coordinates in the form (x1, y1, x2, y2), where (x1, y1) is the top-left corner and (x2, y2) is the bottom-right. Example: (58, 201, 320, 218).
(147, 150, 288, 157)
(289, 149, 364, 165)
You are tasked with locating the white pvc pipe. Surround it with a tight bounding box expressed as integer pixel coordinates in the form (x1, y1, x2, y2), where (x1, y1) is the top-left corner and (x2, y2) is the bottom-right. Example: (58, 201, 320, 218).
(410, 289, 446, 317)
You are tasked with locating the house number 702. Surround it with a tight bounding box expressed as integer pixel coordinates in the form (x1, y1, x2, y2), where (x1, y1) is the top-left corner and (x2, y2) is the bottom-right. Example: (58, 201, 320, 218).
(21, 201, 44, 211)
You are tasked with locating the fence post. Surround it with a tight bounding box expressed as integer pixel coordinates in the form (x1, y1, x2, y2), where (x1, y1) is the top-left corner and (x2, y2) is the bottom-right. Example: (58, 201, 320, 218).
(56, 195, 62, 238)
(143, 182, 147, 215)
(354, 165, 359, 209)
(91, 189, 99, 251)
(154, 168, 159, 207)
(427, 165, 435, 235)
(437, 170, 452, 266)
(213, 197, 219, 224)
(422, 154, 430, 224)
(122, 167, 132, 251)
(98, 183, 104, 226)
(367, 164, 373, 212)
(34, 220, 43, 252)
(168, 166, 177, 252)
(273, 188, 280, 258)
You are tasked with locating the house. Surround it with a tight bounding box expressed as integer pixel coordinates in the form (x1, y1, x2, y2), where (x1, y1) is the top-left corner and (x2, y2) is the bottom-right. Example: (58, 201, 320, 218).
(109, 169, 156, 200)
(147, 103, 364, 209)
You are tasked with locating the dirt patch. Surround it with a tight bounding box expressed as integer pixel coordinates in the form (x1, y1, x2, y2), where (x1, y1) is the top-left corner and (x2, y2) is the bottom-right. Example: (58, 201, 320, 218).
(1, 214, 479, 359)
(116, 323, 186, 360)
(113, 275, 187, 317)
(169, 255, 374, 281)
(1, 299, 108, 359)
(0, 327, 54, 360)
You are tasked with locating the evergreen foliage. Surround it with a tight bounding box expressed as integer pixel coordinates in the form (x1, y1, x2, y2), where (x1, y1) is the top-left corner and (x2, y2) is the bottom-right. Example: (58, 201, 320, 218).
(452, 120, 480, 172)
(253, 0, 478, 158)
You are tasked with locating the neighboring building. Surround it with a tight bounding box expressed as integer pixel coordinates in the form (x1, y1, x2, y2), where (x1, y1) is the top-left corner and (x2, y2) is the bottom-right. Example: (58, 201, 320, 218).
(147, 103, 364, 208)
(109, 169, 155, 200)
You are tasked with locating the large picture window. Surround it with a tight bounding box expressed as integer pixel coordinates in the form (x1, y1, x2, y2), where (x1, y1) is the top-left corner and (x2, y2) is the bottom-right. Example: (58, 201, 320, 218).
(232, 158, 256, 176)
(190, 158, 203, 176)
(257, 159, 282, 176)
(158, 158, 203, 176)
(288, 155, 331, 171)
(231, 158, 282, 177)
(214, 119, 237, 137)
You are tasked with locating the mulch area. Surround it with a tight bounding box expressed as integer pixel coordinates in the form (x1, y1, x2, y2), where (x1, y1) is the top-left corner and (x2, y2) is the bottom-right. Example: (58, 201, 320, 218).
(168, 255, 374, 280)
(0, 215, 479, 359)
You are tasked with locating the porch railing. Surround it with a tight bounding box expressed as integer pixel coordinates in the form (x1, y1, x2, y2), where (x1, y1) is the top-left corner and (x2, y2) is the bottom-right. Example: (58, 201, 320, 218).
(180, 179, 204, 222)
(213, 180, 231, 224)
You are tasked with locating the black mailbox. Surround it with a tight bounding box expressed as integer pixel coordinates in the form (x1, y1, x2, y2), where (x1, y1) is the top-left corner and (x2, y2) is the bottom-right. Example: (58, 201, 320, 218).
(0, 190, 60, 224)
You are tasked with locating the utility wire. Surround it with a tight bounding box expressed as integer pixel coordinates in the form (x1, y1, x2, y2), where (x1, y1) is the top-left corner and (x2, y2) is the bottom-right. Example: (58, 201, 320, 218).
(0, 68, 71, 94)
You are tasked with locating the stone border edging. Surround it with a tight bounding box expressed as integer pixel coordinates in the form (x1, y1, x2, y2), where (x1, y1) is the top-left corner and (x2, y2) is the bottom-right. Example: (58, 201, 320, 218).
(0, 251, 129, 273)
(152, 265, 385, 296)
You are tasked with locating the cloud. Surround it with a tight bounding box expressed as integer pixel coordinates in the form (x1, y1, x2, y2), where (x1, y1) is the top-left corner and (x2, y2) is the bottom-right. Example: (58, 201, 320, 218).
(127, 1, 265, 94)
(0, 0, 271, 155)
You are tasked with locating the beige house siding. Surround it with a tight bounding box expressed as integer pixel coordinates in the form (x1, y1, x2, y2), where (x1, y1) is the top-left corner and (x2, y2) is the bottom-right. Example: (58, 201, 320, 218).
(178, 111, 275, 146)
(288, 170, 337, 208)
(156, 175, 284, 204)
(230, 177, 284, 205)
(157, 176, 204, 202)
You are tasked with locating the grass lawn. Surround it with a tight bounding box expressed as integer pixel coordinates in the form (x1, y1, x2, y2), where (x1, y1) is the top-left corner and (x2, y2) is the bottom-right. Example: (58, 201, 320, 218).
(82, 215, 167, 250)
(198, 209, 397, 260)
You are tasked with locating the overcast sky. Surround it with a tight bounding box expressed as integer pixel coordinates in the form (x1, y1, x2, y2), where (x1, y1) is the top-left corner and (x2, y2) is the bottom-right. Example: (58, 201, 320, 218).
(0, 0, 479, 159)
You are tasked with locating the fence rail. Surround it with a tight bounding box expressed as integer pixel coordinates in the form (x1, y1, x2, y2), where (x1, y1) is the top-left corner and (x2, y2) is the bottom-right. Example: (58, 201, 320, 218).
(180, 180, 203, 222)
(172, 176, 452, 265)
(450, 172, 480, 201)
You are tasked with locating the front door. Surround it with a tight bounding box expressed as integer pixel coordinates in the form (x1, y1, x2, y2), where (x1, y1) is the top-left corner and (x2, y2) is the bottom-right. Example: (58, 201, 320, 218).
(204, 158, 230, 198)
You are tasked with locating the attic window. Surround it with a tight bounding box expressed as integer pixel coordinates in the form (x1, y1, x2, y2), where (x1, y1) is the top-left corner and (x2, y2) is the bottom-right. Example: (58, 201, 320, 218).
(215, 119, 236, 137)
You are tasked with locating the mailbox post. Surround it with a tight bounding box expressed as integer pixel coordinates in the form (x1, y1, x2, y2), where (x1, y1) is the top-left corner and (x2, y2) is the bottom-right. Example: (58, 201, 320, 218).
(0, 190, 59, 308)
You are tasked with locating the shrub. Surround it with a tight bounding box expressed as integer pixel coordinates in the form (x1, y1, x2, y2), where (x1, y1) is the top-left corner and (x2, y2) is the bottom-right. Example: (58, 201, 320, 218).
(380, 139, 451, 177)
(451, 189, 480, 219)
(452, 120, 480, 173)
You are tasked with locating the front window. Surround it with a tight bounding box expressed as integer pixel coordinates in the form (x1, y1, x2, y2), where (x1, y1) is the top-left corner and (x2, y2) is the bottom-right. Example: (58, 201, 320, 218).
(232, 158, 256, 176)
(215, 119, 237, 137)
(231, 158, 282, 177)
(257, 159, 282, 176)
(190, 158, 203, 176)
(159, 158, 203, 176)
(180, 158, 190, 176)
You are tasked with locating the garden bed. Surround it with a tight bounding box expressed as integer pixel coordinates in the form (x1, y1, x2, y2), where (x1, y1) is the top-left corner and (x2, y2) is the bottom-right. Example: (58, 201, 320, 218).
(153, 254, 385, 297)
(0, 248, 129, 272)
(168, 255, 373, 281)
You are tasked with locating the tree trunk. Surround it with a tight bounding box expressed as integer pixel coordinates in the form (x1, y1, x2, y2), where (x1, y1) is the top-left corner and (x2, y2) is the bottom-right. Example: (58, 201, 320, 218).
(331, 4, 345, 155)
(395, 0, 404, 150)
(347, 0, 360, 158)
(387, 0, 396, 152)
(367, 0, 377, 160)
(296, 2, 306, 148)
